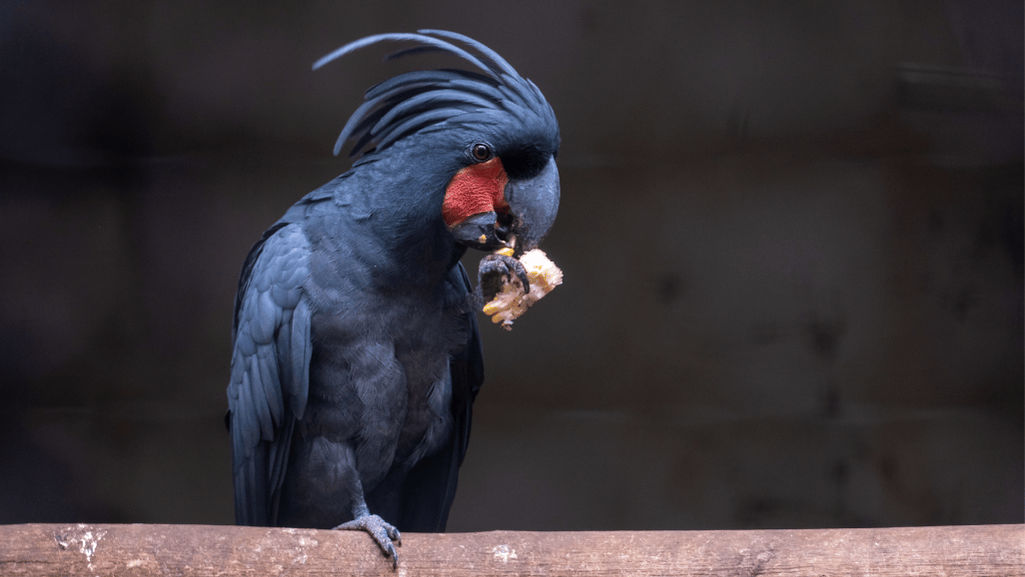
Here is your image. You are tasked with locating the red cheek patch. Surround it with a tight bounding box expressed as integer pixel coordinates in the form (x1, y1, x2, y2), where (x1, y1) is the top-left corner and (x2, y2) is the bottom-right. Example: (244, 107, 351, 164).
(442, 157, 509, 227)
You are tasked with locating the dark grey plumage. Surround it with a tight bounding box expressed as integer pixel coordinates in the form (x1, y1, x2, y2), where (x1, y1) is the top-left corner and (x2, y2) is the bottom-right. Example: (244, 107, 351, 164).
(226, 29, 559, 568)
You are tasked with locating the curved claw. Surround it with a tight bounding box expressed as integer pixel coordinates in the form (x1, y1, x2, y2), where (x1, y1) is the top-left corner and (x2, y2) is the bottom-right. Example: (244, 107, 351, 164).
(478, 253, 530, 302)
(333, 514, 402, 569)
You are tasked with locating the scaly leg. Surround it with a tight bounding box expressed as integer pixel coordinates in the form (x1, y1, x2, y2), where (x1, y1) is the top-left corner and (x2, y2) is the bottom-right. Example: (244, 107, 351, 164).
(333, 478, 402, 569)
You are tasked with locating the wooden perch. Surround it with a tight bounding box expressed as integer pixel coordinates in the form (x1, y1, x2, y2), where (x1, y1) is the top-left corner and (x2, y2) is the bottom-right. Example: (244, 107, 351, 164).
(0, 523, 1021, 576)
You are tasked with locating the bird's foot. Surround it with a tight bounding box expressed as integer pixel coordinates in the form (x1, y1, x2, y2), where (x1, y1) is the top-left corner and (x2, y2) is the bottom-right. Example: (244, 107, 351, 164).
(478, 252, 530, 302)
(479, 249, 563, 330)
(333, 514, 402, 569)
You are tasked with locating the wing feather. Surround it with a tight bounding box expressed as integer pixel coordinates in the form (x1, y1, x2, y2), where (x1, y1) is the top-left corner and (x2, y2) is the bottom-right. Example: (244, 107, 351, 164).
(289, 298, 312, 418)
(227, 223, 310, 525)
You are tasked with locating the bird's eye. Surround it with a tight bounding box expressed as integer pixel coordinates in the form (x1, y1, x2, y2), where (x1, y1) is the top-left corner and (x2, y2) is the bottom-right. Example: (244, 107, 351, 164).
(470, 142, 492, 162)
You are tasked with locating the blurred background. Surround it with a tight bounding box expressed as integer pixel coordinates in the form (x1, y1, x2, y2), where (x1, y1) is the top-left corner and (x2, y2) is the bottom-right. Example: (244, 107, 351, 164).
(1, 1, 1021, 530)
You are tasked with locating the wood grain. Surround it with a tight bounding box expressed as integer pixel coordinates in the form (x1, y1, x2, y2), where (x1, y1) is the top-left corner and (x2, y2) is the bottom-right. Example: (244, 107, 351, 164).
(1, 523, 1021, 576)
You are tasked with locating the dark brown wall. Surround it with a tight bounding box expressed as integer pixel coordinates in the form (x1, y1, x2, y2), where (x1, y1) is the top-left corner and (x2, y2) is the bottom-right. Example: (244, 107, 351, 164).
(1, 0, 1021, 529)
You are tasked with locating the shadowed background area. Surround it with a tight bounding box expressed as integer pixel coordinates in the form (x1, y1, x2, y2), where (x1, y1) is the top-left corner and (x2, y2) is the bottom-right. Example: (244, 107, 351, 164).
(1, 1, 1021, 529)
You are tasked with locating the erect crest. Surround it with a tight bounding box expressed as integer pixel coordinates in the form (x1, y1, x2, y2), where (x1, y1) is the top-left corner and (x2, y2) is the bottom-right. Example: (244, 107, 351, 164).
(313, 29, 558, 159)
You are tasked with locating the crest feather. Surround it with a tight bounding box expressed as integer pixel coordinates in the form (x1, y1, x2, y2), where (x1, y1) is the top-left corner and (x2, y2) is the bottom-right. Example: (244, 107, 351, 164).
(314, 30, 557, 158)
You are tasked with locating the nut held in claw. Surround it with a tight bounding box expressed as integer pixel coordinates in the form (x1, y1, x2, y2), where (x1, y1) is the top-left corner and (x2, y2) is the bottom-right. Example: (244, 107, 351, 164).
(482, 248, 563, 330)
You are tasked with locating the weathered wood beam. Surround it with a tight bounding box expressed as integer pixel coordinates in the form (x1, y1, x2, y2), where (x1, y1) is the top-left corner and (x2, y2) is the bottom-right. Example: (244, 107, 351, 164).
(1, 523, 1021, 576)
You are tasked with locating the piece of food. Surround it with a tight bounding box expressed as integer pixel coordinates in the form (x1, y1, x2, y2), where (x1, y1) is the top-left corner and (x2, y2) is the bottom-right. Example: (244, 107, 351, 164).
(482, 248, 563, 330)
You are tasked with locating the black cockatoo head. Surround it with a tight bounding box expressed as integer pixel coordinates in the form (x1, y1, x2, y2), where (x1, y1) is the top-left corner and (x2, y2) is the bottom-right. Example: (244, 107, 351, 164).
(314, 30, 560, 256)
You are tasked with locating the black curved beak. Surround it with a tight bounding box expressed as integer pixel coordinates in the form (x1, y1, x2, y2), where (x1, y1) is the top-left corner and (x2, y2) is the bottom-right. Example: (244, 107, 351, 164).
(449, 212, 506, 251)
(504, 156, 560, 253)
(449, 156, 560, 253)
